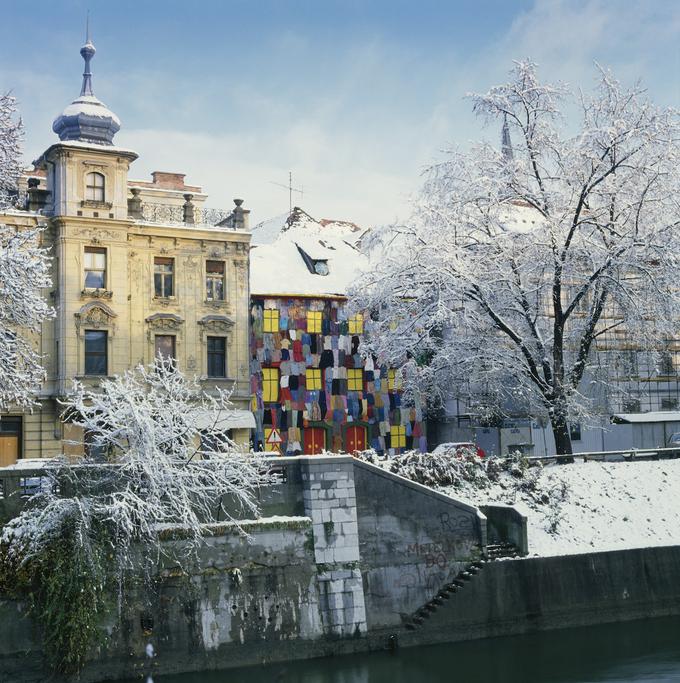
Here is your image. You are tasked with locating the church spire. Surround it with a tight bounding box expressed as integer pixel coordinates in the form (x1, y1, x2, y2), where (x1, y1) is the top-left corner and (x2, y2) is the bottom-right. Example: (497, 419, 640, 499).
(79, 14, 96, 97)
(501, 114, 514, 162)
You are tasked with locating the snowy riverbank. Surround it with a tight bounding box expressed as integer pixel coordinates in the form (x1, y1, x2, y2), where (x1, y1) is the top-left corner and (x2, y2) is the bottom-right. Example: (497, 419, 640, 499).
(449, 458, 680, 558)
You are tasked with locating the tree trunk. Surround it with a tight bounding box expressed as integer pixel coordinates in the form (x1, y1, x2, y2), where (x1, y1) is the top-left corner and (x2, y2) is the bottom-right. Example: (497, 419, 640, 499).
(549, 410, 574, 462)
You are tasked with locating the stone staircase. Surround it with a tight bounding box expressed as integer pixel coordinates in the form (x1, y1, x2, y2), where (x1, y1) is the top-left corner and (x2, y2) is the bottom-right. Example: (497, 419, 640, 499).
(402, 544, 520, 632)
(487, 542, 521, 560)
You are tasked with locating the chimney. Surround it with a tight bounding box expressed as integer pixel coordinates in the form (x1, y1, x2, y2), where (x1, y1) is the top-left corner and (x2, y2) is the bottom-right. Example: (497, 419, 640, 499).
(27, 177, 51, 213)
(151, 172, 186, 190)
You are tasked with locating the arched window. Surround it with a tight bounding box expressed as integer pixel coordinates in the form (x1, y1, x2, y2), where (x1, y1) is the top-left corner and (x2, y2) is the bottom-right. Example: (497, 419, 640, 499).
(85, 172, 105, 202)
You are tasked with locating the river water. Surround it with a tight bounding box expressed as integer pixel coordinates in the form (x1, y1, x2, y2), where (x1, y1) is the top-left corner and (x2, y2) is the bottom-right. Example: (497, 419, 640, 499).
(129, 616, 680, 683)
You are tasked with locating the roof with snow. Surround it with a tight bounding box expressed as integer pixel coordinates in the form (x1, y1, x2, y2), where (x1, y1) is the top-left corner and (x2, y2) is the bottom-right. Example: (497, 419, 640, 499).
(498, 200, 544, 234)
(250, 207, 368, 298)
(612, 411, 680, 424)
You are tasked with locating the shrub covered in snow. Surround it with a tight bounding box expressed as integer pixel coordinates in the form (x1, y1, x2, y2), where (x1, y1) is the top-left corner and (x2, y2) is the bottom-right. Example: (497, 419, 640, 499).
(354, 447, 514, 489)
(354, 448, 569, 536)
(0, 359, 275, 674)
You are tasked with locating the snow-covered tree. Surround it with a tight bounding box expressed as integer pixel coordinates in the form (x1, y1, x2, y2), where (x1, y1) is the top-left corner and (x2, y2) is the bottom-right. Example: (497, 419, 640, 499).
(0, 359, 273, 673)
(4, 358, 272, 562)
(0, 92, 23, 206)
(0, 93, 53, 409)
(351, 61, 680, 455)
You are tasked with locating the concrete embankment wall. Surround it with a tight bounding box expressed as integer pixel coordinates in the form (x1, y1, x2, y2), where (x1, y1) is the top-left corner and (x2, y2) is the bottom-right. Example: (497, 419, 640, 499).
(353, 460, 485, 629)
(2, 457, 680, 681)
(390, 544, 680, 649)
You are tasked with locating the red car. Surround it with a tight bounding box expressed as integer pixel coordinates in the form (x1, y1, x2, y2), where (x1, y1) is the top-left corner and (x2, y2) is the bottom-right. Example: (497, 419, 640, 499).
(432, 442, 486, 458)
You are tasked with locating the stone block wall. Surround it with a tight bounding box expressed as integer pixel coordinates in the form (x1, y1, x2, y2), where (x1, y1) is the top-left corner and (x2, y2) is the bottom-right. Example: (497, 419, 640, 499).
(301, 457, 367, 637)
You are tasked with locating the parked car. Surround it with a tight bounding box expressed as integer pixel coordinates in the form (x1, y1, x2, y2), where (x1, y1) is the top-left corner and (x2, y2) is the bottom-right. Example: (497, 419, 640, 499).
(431, 442, 486, 459)
(666, 432, 680, 448)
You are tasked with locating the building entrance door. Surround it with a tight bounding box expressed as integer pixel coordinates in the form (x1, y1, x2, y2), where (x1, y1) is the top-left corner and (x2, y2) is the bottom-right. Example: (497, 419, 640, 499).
(0, 416, 22, 466)
(303, 427, 326, 455)
(345, 425, 366, 452)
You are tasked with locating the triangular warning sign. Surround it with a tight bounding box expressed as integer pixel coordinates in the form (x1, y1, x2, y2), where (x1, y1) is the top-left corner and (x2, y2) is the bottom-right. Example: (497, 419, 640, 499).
(266, 428, 282, 444)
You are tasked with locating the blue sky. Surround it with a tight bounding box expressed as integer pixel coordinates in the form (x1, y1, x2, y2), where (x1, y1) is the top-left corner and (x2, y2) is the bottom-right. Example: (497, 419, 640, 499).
(1, 0, 679, 226)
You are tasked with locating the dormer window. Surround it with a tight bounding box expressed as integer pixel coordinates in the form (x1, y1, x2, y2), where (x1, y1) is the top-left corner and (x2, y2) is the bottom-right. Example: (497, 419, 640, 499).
(296, 243, 330, 276)
(314, 260, 329, 276)
(85, 172, 105, 202)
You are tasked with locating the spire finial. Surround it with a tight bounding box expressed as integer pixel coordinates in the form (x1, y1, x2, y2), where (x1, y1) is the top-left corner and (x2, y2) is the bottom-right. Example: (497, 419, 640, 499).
(79, 13, 96, 97)
(501, 113, 514, 162)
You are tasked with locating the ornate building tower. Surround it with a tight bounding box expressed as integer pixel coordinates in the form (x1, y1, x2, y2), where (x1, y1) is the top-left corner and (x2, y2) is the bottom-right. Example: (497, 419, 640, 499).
(0, 35, 253, 462)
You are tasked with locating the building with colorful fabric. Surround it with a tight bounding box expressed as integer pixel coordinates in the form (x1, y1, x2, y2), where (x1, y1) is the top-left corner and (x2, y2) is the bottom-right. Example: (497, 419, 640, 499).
(249, 208, 426, 455)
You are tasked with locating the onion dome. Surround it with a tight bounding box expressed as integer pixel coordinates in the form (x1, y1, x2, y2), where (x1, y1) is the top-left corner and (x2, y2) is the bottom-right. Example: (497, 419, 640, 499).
(52, 33, 121, 145)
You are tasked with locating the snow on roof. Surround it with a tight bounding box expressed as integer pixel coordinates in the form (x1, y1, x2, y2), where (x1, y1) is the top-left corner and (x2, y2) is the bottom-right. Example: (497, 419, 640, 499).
(498, 200, 544, 234)
(250, 212, 290, 246)
(251, 207, 362, 246)
(250, 207, 368, 298)
(612, 411, 680, 424)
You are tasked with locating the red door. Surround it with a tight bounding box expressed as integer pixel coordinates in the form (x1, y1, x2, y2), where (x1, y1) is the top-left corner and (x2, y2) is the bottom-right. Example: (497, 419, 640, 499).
(345, 426, 366, 453)
(303, 427, 326, 455)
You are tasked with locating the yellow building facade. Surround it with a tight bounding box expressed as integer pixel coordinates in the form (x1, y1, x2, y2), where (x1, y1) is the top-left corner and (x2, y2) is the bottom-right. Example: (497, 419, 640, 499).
(0, 37, 253, 463)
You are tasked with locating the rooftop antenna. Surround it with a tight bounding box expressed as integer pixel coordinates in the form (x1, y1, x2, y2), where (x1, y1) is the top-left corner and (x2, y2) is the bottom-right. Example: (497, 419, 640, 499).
(269, 171, 304, 214)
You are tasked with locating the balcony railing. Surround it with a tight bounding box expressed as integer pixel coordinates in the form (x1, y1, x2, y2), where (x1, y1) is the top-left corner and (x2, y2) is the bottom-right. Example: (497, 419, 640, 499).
(2, 188, 248, 231)
(129, 191, 247, 229)
(138, 203, 235, 227)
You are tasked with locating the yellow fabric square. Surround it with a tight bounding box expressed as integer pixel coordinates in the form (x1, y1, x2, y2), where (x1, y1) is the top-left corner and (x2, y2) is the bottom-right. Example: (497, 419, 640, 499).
(263, 308, 279, 333)
(348, 314, 364, 334)
(392, 425, 406, 448)
(307, 368, 322, 390)
(307, 311, 322, 333)
(262, 368, 279, 402)
(348, 369, 363, 391)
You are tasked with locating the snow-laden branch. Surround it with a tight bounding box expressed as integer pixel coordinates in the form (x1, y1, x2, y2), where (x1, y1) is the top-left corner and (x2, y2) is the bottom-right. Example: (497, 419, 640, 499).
(2, 359, 276, 570)
(0, 93, 54, 409)
(351, 61, 680, 454)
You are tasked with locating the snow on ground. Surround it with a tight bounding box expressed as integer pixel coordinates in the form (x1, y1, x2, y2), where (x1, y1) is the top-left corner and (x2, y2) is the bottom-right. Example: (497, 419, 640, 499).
(449, 459, 680, 558)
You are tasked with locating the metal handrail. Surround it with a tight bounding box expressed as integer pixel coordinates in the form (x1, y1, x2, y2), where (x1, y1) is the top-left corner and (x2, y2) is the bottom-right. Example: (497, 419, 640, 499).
(528, 446, 680, 464)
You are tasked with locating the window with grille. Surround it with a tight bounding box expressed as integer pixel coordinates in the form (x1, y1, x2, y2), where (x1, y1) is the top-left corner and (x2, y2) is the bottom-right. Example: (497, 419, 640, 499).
(661, 397, 678, 411)
(658, 352, 675, 376)
(391, 425, 406, 448)
(206, 261, 225, 301)
(154, 257, 174, 297)
(348, 369, 363, 392)
(85, 172, 105, 202)
(620, 350, 638, 376)
(348, 313, 364, 335)
(307, 310, 322, 334)
(263, 308, 279, 333)
(262, 368, 279, 403)
(84, 330, 107, 375)
(307, 368, 322, 390)
(622, 398, 641, 413)
(84, 247, 106, 289)
(207, 337, 226, 378)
